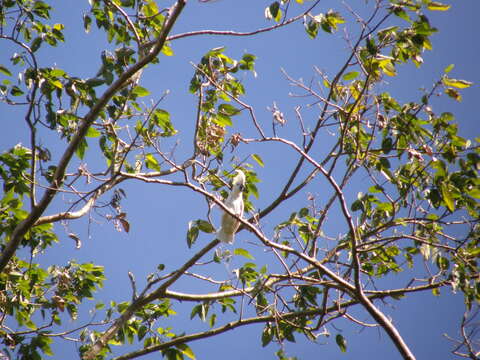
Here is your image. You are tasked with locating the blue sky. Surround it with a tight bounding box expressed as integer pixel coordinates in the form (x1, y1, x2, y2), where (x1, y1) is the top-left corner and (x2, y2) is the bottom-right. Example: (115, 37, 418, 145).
(1, 0, 479, 359)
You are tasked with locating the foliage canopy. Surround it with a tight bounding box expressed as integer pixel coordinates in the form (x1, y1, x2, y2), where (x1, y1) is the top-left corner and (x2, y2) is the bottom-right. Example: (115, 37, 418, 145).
(0, 0, 478, 359)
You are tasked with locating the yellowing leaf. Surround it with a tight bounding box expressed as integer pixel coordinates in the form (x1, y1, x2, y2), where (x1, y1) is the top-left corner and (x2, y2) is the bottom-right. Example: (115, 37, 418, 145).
(162, 44, 174, 56)
(442, 77, 473, 89)
(379, 59, 396, 77)
(427, 2, 451, 11)
(145, 153, 160, 171)
(176, 344, 196, 360)
(445, 88, 462, 102)
(51, 80, 63, 89)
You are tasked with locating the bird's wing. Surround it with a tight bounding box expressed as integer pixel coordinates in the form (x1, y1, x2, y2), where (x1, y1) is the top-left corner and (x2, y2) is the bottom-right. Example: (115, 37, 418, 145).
(217, 194, 243, 244)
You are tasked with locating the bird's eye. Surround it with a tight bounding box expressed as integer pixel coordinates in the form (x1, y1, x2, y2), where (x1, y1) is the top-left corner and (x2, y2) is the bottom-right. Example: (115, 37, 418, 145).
(239, 184, 245, 191)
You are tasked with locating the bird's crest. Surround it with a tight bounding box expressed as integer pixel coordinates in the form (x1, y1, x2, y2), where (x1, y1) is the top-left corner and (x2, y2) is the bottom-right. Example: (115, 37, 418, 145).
(232, 169, 246, 187)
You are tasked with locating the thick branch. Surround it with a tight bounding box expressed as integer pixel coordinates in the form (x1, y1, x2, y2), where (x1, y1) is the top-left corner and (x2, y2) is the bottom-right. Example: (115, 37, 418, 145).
(84, 237, 216, 359)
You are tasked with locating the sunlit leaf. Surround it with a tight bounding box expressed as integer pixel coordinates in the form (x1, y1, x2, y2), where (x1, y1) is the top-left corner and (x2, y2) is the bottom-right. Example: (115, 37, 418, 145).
(213, 114, 232, 127)
(442, 77, 473, 89)
(176, 344, 196, 360)
(162, 44, 174, 56)
(427, 2, 451, 11)
(145, 153, 160, 171)
(85, 127, 101, 138)
(132, 86, 150, 97)
(444, 64, 454, 73)
(343, 71, 359, 81)
(234, 248, 254, 260)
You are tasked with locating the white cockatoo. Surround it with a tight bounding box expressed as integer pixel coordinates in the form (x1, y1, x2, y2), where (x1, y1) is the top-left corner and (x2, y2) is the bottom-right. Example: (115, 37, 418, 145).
(217, 170, 246, 244)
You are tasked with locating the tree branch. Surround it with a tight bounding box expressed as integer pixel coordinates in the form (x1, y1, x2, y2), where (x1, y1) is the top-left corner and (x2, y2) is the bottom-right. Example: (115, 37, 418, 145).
(0, 0, 186, 272)
(112, 280, 447, 360)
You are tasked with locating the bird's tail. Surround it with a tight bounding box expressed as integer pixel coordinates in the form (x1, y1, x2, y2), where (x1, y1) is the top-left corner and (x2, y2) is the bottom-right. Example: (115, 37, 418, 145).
(217, 227, 234, 244)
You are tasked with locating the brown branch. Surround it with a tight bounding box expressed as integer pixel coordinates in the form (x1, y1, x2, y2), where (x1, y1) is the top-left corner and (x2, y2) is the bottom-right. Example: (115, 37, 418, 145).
(83, 237, 217, 359)
(241, 135, 416, 360)
(160, 0, 322, 42)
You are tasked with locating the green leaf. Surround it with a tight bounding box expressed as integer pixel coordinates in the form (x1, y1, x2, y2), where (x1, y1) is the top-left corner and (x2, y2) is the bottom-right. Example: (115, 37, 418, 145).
(442, 77, 473, 89)
(218, 103, 240, 116)
(212, 113, 232, 127)
(234, 248, 254, 260)
(175, 344, 196, 360)
(10, 86, 24, 96)
(381, 137, 393, 154)
(85, 127, 101, 138)
(153, 109, 176, 137)
(251, 153, 264, 167)
(336, 334, 347, 352)
(196, 220, 215, 233)
(76, 138, 88, 159)
(436, 256, 450, 270)
(0, 65, 12, 76)
(132, 86, 150, 97)
(305, 19, 319, 39)
(467, 188, 480, 199)
(467, 248, 480, 257)
(299, 207, 309, 217)
(262, 326, 273, 347)
(265, 2, 281, 22)
(440, 183, 454, 212)
(145, 153, 160, 171)
(393, 7, 411, 22)
(83, 14, 92, 33)
(187, 221, 199, 248)
(343, 71, 359, 81)
(31, 37, 43, 52)
(444, 64, 454, 73)
(427, 2, 451, 11)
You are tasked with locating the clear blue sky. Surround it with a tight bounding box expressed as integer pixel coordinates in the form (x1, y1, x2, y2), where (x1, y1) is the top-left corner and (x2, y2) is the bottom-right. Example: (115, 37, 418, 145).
(1, 1, 479, 359)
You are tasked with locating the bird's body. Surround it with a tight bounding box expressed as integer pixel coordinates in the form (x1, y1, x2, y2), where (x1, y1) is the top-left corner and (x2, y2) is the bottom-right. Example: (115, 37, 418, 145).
(217, 170, 245, 244)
